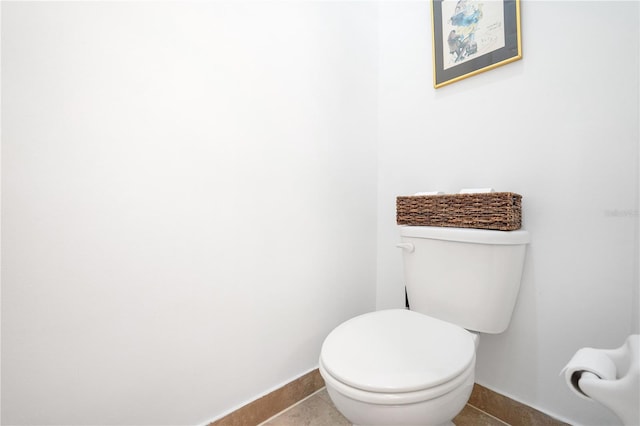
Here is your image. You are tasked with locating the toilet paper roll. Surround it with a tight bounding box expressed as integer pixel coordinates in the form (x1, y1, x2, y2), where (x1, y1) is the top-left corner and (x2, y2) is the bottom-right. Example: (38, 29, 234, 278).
(414, 191, 444, 196)
(459, 188, 495, 194)
(561, 348, 617, 400)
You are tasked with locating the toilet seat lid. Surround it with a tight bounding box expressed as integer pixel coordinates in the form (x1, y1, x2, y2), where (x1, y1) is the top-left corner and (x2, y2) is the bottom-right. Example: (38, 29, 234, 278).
(320, 309, 475, 393)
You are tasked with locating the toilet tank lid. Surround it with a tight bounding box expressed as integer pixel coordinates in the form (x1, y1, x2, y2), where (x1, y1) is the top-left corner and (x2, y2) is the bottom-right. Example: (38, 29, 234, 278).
(399, 226, 530, 245)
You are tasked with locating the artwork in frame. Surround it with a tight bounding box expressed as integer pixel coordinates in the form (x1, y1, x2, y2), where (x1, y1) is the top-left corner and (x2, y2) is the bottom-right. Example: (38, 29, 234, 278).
(431, 0, 522, 88)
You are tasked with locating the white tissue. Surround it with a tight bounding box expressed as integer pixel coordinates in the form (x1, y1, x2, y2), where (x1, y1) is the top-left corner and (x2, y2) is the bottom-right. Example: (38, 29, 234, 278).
(459, 188, 495, 194)
(561, 347, 617, 400)
(414, 191, 444, 196)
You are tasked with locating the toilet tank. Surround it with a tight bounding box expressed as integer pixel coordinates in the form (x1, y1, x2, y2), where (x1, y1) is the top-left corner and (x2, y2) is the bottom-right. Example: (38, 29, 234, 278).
(399, 226, 530, 334)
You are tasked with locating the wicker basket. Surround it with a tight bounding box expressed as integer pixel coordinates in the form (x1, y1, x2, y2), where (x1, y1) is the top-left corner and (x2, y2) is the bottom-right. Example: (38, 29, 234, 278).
(396, 192, 522, 231)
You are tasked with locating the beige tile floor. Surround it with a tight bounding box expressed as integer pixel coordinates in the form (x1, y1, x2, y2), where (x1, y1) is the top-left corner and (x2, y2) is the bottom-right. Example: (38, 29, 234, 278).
(261, 388, 509, 426)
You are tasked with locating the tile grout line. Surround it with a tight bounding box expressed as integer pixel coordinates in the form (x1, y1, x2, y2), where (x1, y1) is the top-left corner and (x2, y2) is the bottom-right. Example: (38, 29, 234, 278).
(257, 386, 328, 426)
(466, 403, 511, 426)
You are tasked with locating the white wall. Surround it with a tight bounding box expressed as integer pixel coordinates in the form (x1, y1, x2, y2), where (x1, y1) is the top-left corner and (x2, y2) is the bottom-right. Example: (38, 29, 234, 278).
(377, 1, 639, 425)
(1, 2, 378, 425)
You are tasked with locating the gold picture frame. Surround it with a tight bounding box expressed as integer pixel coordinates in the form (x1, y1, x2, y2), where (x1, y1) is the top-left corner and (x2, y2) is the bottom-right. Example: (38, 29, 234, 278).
(431, 0, 522, 88)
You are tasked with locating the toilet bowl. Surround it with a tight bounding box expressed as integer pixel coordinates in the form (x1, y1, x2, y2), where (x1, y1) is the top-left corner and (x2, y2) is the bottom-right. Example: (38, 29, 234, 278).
(563, 334, 639, 426)
(319, 309, 477, 426)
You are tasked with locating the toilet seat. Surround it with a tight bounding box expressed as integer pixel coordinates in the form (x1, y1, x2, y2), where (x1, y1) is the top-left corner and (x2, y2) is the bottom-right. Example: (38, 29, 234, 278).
(320, 309, 476, 398)
(320, 357, 475, 405)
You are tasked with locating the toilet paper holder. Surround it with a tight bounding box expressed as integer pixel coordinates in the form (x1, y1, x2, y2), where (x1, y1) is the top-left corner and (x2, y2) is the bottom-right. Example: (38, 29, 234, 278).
(562, 334, 639, 426)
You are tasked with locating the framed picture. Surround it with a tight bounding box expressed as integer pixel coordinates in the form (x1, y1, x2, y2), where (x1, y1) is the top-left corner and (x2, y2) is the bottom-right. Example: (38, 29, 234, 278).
(431, 0, 522, 88)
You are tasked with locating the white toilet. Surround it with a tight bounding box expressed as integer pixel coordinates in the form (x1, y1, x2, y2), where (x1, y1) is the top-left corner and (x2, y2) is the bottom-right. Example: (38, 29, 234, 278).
(319, 225, 530, 426)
